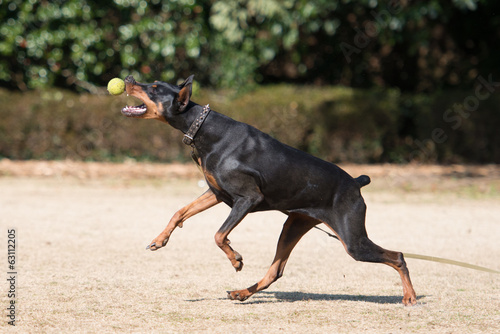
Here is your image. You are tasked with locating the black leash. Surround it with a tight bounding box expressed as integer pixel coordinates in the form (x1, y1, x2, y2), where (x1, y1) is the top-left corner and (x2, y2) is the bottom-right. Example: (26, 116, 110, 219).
(313, 225, 499, 274)
(313, 225, 339, 240)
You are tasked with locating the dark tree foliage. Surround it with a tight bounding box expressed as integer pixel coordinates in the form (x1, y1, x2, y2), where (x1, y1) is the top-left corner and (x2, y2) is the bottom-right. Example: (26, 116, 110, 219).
(1, 0, 498, 92)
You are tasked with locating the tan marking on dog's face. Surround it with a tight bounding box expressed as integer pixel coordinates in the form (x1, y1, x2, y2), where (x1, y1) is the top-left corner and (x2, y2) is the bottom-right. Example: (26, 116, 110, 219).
(124, 81, 168, 123)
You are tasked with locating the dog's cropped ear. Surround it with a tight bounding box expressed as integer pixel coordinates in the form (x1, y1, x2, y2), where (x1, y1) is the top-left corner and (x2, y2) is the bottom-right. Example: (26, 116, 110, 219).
(177, 75, 194, 112)
(179, 75, 194, 88)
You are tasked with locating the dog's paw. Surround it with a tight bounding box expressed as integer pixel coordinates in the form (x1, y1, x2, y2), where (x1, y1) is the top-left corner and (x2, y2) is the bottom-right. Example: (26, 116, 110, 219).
(233, 260, 244, 272)
(227, 290, 250, 301)
(402, 294, 417, 306)
(232, 251, 244, 272)
(146, 237, 169, 251)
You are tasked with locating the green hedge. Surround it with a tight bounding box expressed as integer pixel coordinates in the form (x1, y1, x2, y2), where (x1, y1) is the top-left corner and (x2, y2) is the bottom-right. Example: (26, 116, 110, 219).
(0, 86, 498, 163)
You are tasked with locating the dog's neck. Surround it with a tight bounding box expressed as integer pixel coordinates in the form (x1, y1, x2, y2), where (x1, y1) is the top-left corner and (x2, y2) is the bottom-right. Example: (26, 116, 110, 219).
(165, 102, 229, 153)
(182, 104, 210, 146)
(164, 101, 203, 134)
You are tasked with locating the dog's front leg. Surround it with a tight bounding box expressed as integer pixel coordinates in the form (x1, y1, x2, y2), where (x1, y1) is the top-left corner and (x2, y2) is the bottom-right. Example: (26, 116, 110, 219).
(214, 195, 263, 271)
(147, 189, 221, 251)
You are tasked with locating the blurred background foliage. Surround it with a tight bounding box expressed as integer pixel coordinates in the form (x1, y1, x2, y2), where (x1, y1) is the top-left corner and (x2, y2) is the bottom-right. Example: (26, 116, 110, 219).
(2, 0, 499, 91)
(0, 0, 499, 163)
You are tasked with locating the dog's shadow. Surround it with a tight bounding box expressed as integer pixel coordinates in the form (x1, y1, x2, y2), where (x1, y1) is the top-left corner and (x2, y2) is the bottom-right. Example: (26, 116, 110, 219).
(187, 291, 426, 305)
(232, 291, 426, 305)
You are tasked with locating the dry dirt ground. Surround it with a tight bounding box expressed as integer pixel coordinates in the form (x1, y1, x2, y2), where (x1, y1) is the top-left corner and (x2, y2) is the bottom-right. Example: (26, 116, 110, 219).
(1, 160, 499, 333)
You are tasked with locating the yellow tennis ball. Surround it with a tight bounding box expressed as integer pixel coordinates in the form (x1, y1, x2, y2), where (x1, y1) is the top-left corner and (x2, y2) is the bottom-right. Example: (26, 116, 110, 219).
(107, 78, 125, 95)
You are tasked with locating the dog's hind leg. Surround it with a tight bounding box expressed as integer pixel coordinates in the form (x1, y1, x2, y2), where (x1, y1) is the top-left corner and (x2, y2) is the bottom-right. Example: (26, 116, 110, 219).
(325, 198, 417, 306)
(227, 213, 318, 301)
(147, 189, 221, 251)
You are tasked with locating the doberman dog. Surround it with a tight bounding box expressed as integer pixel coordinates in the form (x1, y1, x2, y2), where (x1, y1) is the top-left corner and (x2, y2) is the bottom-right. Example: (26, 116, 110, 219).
(121, 75, 417, 306)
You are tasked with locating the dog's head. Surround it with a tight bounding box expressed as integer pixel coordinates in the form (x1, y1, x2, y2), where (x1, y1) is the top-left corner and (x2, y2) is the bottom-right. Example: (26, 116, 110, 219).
(121, 75, 194, 122)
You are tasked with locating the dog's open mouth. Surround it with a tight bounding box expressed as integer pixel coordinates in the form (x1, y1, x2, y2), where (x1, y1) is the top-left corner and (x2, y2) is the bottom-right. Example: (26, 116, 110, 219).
(121, 104, 147, 117)
(121, 76, 163, 121)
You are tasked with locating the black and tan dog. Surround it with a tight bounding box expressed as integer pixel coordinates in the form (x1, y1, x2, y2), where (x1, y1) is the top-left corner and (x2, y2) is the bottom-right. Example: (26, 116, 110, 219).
(121, 75, 417, 305)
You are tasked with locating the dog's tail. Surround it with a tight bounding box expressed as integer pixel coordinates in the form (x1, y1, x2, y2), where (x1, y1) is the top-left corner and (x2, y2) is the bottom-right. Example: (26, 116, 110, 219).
(355, 175, 371, 188)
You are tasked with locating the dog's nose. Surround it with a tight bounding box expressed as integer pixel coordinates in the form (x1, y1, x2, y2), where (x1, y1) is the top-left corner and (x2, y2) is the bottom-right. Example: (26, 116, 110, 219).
(124, 75, 137, 95)
(124, 75, 136, 85)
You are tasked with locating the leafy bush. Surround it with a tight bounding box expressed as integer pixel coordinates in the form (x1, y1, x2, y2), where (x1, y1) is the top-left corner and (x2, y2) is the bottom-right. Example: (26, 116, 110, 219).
(2, 0, 499, 92)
